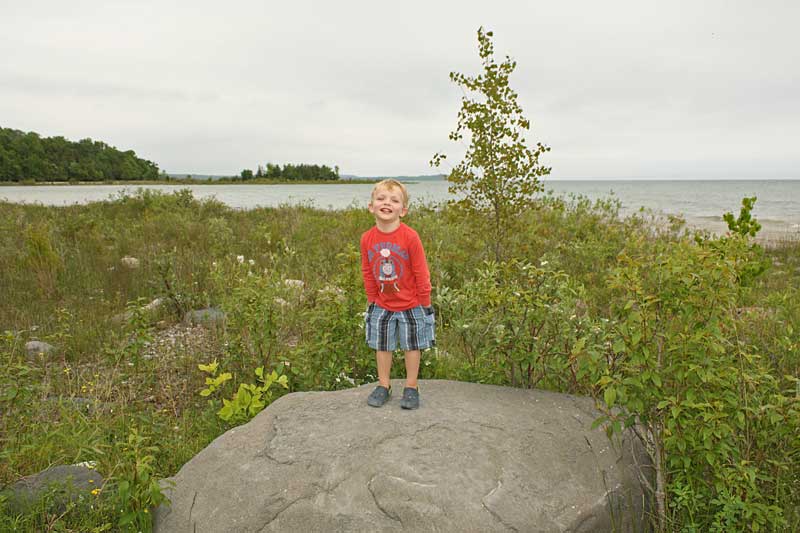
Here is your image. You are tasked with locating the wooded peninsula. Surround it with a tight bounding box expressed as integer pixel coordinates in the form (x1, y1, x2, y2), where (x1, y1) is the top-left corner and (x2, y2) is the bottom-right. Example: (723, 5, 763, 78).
(0, 127, 342, 184)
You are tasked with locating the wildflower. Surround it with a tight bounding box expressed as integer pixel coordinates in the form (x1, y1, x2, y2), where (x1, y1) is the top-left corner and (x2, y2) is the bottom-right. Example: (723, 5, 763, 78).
(248, 259, 255, 266)
(540, 260, 548, 266)
(236, 255, 245, 263)
(91, 488, 101, 496)
(63, 367, 71, 375)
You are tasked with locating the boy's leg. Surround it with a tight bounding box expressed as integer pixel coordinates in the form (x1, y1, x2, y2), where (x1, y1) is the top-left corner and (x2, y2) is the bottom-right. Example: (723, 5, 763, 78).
(376, 350, 393, 388)
(403, 350, 420, 388)
(400, 349, 421, 409)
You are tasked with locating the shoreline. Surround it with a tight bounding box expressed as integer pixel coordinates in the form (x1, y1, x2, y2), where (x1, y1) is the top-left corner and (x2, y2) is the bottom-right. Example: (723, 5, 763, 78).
(2, 182, 798, 244)
(684, 217, 800, 247)
(0, 178, 379, 186)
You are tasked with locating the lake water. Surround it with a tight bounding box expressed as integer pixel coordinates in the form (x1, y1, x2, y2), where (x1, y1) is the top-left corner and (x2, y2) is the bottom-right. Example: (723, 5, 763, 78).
(2, 179, 799, 239)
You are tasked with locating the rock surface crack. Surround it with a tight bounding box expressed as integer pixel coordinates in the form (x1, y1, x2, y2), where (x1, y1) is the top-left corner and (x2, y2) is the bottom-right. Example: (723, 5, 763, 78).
(367, 475, 403, 526)
(481, 481, 519, 532)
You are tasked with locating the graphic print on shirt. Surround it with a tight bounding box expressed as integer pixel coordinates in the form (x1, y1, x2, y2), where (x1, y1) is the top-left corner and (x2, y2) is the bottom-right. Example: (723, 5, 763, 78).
(371, 247, 405, 294)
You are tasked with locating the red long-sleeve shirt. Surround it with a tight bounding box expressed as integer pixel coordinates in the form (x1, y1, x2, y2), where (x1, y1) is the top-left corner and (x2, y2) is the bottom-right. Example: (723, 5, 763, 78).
(360, 223, 432, 311)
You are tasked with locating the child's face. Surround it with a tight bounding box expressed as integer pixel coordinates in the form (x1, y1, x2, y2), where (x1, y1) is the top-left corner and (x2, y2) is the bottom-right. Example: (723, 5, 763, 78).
(369, 186, 408, 223)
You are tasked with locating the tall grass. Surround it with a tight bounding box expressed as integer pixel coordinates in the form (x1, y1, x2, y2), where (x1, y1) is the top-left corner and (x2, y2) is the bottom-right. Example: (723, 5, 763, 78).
(0, 189, 797, 531)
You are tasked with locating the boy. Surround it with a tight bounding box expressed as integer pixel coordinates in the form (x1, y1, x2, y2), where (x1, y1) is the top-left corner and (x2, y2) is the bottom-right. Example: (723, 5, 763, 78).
(360, 179, 434, 410)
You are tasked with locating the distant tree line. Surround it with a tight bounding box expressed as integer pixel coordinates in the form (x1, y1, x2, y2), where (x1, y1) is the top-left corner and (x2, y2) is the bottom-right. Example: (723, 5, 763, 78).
(239, 163, 340, 181)
(0, 127, 160, 182)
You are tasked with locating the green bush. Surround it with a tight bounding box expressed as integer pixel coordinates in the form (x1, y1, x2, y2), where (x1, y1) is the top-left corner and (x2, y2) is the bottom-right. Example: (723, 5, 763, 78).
(592, 235, 797, 531)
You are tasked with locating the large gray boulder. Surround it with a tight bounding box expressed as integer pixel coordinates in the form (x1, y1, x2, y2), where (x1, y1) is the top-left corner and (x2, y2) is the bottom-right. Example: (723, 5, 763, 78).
(154, 380, 651, 532)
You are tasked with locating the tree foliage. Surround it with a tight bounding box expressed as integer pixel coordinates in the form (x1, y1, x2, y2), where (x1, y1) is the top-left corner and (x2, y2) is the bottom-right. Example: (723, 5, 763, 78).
(237, 163, 339, 181)
(432, 27, 551, 260)
(0, 127, 160, 182)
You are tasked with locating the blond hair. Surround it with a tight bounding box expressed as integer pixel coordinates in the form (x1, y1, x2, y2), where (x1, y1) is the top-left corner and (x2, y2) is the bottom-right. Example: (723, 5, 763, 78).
(371, 179, 409, 207)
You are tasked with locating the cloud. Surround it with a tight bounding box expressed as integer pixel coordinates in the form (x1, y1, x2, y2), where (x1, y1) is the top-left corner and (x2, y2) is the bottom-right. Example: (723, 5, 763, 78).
(1, 0, 798, 177)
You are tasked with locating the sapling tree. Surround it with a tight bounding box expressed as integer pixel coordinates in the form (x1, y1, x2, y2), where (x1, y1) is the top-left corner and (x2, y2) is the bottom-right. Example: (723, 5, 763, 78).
(431, 27, 551, 261)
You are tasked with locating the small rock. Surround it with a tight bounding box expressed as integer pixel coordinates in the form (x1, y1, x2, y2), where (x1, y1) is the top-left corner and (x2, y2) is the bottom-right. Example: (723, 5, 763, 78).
(111, 297, 166, 325)
(46, 396, 107, 413)
(735, 306, 775, 319)
(144, 297, 164, 311)
(1, 464, 105, 514)
(111, 311, 133, 325)
(183, 307, 226, 326)
(283, 279, 305, 289)
(25, 340, 55, 358)
(120, 256, 140, 269)
(318, 285, 345, 299)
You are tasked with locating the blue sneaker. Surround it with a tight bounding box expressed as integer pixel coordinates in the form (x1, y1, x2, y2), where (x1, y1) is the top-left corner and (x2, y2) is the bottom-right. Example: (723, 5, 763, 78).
(367, 385, 391, 407)
(400, 386, 420, 410)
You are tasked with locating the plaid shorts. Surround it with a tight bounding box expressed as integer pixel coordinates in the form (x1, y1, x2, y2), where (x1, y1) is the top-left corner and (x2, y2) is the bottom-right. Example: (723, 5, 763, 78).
(365, 302, 436, 351)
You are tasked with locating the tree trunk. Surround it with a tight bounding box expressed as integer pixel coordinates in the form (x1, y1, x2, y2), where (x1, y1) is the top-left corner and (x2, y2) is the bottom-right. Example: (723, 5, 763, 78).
(653, 425, 667, 531)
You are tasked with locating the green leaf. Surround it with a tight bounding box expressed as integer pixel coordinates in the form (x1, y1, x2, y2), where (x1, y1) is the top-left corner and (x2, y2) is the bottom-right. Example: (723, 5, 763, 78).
(591, 416, 607, 430)
(604, 387, 617, 407)
(1, 386, 18, 401)
(597, 375, 613, 386)
(119, 512, 137, 527)
(630, 331, 642, 347)
(198, 360, 218, 374)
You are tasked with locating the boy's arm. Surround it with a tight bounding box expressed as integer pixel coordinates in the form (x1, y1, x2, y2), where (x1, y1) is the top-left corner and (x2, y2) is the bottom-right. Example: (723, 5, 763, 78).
(360, 234, 379, 302)
(409, 233, 432, 307)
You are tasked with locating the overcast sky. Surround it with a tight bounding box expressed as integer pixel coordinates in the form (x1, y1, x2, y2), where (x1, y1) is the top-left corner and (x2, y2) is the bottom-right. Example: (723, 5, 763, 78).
(1, 0, 798, 179)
